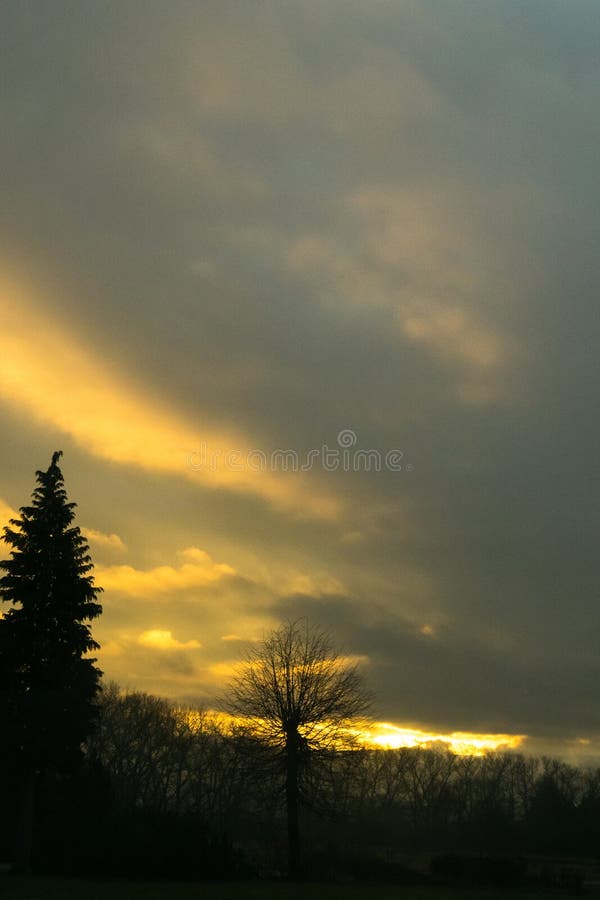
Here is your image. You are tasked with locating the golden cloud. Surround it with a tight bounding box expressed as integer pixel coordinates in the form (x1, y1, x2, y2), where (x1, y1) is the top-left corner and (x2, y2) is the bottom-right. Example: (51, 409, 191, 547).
(84, 528, 127, 554)
(276, 570, 346, 598)
(0, 269, 341, 520)
(138, 629, 201, 651)
(203, 660, 247, 686)
(401, 303, 506, 370)
(97, 546, 236, 598)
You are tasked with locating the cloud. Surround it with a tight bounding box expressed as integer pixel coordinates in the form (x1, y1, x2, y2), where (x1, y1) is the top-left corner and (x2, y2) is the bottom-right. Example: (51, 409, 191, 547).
(183, 6, 448, 139)
(0, 268, 341, 520)
(272, 570, 346, 599)
(206, 660, 243, 683)
(84, 528, 127, 554)
(138, 629, 201, 651)
(97, 546, 236, 598)
(116, 118, 266, 199)
(284, 180, 530, 405)
(186, 14, 309, 125)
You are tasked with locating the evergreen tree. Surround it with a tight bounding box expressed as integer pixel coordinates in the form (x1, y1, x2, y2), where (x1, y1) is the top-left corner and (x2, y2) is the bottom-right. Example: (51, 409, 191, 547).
(0, 451, 102, 870)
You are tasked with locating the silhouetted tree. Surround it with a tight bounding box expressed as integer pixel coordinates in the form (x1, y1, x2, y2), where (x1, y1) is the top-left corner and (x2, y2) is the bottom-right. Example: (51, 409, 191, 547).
(0, 451, 102, 872)
(225, 618, 371, 875)
(89, 684, 216, 817)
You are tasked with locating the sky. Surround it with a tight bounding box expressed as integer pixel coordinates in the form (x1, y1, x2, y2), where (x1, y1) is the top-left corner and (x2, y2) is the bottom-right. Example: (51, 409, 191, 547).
(1, 0, 600, 761)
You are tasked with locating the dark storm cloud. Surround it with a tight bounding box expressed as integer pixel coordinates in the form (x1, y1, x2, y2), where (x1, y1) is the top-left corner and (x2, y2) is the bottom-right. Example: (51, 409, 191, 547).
(1, 0, 600, 750)
(270, 592, 600, 739)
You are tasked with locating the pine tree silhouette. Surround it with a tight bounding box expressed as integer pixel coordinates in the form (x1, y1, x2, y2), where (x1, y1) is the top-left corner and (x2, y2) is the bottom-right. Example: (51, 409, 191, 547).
(0, 452, 102, 871)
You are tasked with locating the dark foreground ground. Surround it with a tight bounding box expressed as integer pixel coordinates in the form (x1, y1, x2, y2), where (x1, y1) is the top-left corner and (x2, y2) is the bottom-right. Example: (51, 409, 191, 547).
(0, 879, 586, 900)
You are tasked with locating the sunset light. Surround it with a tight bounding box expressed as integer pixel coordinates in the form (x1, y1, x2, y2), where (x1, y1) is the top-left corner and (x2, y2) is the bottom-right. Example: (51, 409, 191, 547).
(2, 0, 600, 884)
(362, 722, 525, 756)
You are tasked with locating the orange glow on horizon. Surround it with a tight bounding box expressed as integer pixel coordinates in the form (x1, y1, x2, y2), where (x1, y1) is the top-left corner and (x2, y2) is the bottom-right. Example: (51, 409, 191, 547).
(198, 710, 524, 756)
(361, 721, 525, 755)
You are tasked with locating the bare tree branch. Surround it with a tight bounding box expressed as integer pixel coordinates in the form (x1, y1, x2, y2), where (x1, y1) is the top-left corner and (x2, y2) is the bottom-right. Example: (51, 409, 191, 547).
(223, 618, 372, 875)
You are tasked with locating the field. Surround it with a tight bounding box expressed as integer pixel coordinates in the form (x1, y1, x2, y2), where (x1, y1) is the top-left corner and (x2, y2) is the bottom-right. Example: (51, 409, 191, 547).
(0, 879, 585, 900)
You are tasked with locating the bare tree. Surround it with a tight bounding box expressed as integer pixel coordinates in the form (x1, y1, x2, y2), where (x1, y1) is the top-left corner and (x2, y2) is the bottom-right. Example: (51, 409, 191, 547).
(224, 618, 371, 875)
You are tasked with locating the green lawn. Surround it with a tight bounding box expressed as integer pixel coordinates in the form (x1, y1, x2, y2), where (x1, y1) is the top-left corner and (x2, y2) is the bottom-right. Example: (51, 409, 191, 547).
(0, 879, 584, 900)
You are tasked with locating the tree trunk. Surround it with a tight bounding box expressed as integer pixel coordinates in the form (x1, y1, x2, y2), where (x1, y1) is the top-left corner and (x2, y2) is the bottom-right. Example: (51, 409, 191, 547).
(285, 732, 300, 877)
(13, 771, 36, 873)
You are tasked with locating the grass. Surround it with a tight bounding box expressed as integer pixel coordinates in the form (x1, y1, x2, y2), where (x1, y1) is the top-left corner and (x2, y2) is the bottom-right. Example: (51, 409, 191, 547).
(0, 878, 585, 900)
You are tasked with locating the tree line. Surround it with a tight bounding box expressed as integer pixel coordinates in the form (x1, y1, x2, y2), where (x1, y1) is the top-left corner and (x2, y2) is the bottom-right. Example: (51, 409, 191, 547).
(3, 682, 600, 880)
(84, 687, 600, 865)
